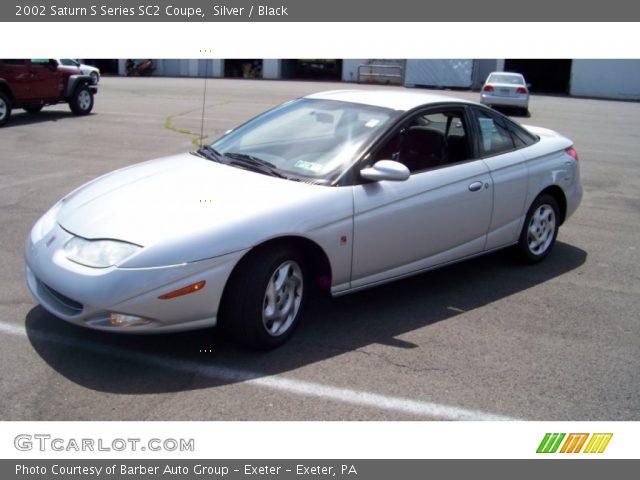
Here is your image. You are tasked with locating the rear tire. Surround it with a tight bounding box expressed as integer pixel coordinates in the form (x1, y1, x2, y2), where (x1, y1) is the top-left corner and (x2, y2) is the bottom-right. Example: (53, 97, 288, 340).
(69, 85, 93, 115)
(0, 92, 11, 127)
(517, 194, 560, 263)
(221, 246, 306, 350)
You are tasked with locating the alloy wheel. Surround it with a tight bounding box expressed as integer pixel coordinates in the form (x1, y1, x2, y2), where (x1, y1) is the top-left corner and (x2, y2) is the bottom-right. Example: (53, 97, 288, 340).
(78, 90, 92, 111)
(262, 260, 303, 337)
(527, 204, 556, 256)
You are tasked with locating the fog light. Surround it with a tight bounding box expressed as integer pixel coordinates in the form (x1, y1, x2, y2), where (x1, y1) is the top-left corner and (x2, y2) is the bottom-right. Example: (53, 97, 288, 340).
(110, 313, 152, 327)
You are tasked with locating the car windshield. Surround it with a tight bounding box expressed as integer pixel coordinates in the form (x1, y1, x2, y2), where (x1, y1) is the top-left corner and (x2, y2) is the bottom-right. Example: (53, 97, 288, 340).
(488, 74, 525, 85)
(209, 98, 399, 182)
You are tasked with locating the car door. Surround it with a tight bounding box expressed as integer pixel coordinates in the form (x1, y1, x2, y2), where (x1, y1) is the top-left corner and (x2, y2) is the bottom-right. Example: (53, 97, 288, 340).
(28, 59, 62, 100)
(471, 107, 530, 250)
(350, 106, 494, 289)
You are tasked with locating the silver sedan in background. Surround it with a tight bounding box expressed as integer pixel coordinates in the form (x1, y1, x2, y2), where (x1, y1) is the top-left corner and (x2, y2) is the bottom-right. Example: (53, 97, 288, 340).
(480, 71, 530, 114)
(25, 90, 581, 349)
(57, 59, 100, 84)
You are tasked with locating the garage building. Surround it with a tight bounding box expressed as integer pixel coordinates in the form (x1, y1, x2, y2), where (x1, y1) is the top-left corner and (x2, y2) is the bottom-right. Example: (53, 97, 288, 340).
(115, 59, 640, 101)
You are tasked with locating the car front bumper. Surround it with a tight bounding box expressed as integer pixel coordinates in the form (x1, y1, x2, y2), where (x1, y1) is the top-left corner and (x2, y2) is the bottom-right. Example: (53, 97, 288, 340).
(24, 224, 245, 333)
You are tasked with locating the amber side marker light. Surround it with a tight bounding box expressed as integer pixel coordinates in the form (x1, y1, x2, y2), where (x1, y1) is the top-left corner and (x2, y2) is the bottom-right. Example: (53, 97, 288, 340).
(159, 280, 206, 300)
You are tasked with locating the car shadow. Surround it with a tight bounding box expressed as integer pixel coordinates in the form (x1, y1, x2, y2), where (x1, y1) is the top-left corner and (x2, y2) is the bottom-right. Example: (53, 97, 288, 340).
(25, 242, 586, 395)
(4, 110, 94, 127)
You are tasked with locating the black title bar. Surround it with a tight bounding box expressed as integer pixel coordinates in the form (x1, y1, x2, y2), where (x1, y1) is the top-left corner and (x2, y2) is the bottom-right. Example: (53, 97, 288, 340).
(3, 459, 638, 479)
(5, 0, 640, 21)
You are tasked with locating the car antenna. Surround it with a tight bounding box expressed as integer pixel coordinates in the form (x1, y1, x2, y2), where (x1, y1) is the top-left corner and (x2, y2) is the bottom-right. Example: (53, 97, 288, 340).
(199, 58, 209, 148)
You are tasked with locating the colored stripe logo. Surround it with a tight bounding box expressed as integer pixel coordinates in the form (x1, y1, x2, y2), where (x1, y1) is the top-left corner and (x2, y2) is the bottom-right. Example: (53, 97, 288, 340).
(537, 433, 612, 453)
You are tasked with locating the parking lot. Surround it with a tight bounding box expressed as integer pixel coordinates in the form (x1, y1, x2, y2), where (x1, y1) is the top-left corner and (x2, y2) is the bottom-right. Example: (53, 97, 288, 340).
(0, 77, 638, 421)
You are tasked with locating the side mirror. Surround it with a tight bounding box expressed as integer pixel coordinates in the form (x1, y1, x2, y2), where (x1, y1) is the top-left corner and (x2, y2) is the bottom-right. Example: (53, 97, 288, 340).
(526, 83, 532, 90)
(360, 160, 410, 182)
(48, 59, 58, 69)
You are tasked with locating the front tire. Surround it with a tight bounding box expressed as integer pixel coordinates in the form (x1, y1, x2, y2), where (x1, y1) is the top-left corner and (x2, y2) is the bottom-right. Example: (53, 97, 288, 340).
(221, 247, 306, 350)
(517, 194, 559, 263)
(0, 92, 11, 127)
(69, 85, 94, 115)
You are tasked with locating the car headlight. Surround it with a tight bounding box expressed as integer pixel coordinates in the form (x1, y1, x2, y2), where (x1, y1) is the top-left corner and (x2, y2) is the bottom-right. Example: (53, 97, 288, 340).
(31, 201, 64, 244)
(64, 237, 142, 268)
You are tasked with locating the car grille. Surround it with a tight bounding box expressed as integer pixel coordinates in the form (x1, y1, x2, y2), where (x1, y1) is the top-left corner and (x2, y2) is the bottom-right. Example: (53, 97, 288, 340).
(40, 282, 83, 314)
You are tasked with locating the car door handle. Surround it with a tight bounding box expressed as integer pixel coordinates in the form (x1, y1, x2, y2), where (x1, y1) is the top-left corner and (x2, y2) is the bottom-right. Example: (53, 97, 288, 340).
(468, 181, 483, 192)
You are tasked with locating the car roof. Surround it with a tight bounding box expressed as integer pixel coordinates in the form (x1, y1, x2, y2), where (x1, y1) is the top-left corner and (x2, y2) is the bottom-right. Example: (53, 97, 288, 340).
(305, 89, 473, 112)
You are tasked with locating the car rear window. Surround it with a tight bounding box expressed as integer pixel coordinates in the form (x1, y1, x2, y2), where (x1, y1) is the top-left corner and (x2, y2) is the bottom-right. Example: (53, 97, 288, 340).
(472, 106, 538, 154)
(488, 74, 525, 85)
(507, 122, 538, 147)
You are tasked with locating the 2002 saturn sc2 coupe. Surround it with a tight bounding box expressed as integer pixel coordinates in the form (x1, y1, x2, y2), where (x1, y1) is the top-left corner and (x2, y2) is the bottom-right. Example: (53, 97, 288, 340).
(25, 90, 582, 349)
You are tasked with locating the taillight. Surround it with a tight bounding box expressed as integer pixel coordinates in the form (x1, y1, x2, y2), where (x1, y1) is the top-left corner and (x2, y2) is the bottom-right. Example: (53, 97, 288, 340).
(565, 147, 579, 161)
(483, 85, 494, 92)
(517, 87, 528, 94)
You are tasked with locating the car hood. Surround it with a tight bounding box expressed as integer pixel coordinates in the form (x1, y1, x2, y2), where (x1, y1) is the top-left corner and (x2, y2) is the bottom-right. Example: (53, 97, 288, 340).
(57, 154, 340, 265)
(58, 66, 81, 75)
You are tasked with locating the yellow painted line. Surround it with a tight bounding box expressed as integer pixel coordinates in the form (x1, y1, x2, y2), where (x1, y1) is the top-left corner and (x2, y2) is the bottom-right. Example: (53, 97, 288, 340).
(163, 109, 206, 147)
(164, 100, 230, 147)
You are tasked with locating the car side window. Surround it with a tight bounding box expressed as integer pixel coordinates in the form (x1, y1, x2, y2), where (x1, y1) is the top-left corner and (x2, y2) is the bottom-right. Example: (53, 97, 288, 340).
(507, 122, 538, 148)
(475, 110, 516, 157)
(2, 59, 26, 66)
(30, 59, 53, 67)
(372, 109, 471, 174)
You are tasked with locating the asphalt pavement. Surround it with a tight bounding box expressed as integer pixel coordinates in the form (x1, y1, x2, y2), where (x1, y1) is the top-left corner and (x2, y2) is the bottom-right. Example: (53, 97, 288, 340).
(0, 77, 638, 420)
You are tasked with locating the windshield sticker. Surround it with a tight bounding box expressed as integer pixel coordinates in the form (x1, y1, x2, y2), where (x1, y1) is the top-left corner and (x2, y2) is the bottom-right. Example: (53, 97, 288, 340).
(365, 118, 381, 128)
(294, 160, 323, 173)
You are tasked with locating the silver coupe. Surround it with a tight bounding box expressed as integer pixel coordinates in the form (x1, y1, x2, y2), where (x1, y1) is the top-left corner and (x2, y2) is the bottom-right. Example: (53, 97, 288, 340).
(25, 90, 582, 349)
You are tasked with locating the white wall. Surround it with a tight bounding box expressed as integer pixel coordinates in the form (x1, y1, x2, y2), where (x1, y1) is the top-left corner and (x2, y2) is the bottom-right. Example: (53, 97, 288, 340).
(187, 59, 199, 77)
(404, 60, 473, 88)
(342, 59, 368, 82)
(262, 60, 281, 79)
(210, 59, 223, 78)
(570, 60, 640, 100)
